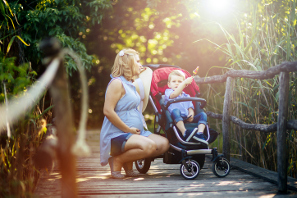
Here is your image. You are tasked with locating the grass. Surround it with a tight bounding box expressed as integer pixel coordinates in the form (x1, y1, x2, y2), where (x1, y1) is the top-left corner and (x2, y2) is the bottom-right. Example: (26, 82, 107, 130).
(196, 0, 297, 178)
(0, 98, 52, 197)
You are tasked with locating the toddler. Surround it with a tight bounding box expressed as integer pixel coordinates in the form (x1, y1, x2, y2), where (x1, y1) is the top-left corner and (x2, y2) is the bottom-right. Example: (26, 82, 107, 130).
(164, 70, 207, 142)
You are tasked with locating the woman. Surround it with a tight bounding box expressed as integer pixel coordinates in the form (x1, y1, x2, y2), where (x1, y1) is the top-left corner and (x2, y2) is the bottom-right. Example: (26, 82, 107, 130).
(100, 48, 169, 178)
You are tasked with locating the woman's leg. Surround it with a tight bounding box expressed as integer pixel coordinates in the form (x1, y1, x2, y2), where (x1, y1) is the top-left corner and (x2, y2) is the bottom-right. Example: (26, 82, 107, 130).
(112, 135, 158, 171)
(122, 134, 169, 173)
(122, 160, 139, 176)
(147, 134, 169, 157)
(123, 161, 133, 170)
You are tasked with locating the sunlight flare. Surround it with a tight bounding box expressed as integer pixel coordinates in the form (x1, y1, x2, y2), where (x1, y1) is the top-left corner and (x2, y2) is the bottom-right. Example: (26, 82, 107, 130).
(202, 0, 234, 17)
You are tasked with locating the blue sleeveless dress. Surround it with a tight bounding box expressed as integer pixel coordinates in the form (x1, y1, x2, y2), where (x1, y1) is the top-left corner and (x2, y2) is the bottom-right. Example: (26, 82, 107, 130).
(100, 76, 152, 166)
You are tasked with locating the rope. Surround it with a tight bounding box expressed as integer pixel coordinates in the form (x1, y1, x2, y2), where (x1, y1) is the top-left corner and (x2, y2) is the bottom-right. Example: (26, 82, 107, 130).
(64, 49, 90, 157)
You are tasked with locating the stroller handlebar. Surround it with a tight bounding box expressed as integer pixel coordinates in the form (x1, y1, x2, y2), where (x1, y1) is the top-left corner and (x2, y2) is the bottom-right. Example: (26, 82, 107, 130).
(165, 97, 207, 110)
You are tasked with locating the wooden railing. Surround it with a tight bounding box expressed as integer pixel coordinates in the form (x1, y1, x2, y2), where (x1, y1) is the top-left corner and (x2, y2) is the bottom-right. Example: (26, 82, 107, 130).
(194, 62, 297, 193)
(0, 38, 90, 198)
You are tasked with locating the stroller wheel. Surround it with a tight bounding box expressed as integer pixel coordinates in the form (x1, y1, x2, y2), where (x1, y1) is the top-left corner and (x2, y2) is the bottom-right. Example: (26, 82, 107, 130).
(193, 154, 205, 169)
(180, 159, 200, 180)
(212, 157, 230, 178)
(135, 158, 151, 174)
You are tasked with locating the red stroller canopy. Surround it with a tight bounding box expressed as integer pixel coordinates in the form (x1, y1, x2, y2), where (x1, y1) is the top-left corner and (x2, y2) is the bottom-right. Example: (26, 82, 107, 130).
(150, 67, 200, 111)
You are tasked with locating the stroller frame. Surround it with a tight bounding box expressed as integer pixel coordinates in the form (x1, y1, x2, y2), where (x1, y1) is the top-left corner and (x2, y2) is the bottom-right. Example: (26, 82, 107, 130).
(135, 64, 230, 179)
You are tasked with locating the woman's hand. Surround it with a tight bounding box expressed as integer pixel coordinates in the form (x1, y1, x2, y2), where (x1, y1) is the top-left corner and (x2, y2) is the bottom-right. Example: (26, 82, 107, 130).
(128, 127, 141, 135)
(140, 67, 146, 73)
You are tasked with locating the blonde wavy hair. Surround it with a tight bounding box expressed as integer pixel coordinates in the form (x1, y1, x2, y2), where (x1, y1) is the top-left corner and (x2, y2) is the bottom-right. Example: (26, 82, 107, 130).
(111, 48, 139, 81)
(168, 70, 186, 82)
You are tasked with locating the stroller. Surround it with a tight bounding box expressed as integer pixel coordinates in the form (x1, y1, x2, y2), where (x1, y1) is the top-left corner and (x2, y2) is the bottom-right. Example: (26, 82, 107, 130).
(134, 64, 231, 180)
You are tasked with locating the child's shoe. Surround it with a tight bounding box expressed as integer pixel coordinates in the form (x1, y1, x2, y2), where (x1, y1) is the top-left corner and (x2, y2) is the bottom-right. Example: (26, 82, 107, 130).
(196, 132, 206, 140)
(184, 129, 207, 143)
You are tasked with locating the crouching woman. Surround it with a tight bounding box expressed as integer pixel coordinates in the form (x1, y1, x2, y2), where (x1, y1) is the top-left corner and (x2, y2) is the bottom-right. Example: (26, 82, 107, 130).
(100, 48, 169, 178)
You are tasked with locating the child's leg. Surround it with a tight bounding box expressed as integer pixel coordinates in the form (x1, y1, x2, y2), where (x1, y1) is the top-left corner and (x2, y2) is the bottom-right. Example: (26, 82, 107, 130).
(171, 109, 186, 135)
(197, 123, 205, 133)
(193, 112, 207, 134)
(176, 121, 186, 135)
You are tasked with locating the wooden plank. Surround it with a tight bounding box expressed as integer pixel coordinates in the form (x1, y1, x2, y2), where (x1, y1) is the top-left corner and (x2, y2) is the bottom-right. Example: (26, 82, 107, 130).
(231, 157, 297, 191)
(81, 191, 297, 198)
(35, 159, 284, 196)
(34, 130, 297, 197)
(36, 175, 279, 196)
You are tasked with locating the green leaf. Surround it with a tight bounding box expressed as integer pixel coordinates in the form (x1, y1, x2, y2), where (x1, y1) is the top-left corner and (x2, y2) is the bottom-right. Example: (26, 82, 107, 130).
(244, 30, 258, 54)
(36, 105, 54, 119)
(0, 1, 5, 17)
(6, 35, 16, 54)
(2, 0, 14, 17)
(5, 14, 15, 30)
(15, 35, 30, 46)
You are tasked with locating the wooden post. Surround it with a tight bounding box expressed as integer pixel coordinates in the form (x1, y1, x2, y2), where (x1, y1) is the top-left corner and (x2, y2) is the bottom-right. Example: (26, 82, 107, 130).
(40, 38, 78, 197)
(277, 72, 289, 193)
(222, 77, 233, 161)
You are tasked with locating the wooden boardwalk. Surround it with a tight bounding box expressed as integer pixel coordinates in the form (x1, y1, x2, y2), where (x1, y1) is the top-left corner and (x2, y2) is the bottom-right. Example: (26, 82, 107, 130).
(34, 130, 297, 197)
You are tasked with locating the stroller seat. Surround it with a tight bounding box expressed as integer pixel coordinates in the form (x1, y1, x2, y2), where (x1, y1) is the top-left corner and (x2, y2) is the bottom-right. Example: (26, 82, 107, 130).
(158, 94, 210, 147)
(156, 80, 217, 150)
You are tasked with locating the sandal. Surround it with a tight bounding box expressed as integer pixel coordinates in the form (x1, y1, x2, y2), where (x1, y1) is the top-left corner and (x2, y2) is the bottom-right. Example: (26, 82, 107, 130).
(108, 157, 124, 179)
(111, 171, 125, 179)
(123, 163, 139, 177)
(125, 169, 139, 177)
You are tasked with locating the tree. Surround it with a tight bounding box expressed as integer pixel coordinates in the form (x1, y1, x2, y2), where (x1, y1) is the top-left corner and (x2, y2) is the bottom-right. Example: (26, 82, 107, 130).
(0, 1, 113, 196)
(83, 0, 237, 126)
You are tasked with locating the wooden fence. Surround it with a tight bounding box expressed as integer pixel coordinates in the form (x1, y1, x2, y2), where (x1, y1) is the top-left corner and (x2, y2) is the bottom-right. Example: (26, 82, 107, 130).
(194, 62, 297, 193)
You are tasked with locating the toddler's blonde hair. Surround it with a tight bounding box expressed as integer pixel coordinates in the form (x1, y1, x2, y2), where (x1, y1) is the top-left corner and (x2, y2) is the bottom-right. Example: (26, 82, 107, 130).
(168, 70, 186, 82)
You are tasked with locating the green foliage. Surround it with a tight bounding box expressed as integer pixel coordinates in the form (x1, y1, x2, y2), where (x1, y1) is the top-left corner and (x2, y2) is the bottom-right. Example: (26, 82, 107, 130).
(0, 0, 30, 55)
(87, 0, 113, 25)
(0, 1, 113, 197)
(110, 6, 180, 64)
(0, 56, 36, 97)
(84, 0, 232, 127)
(0, 112, 51, 197)
(198, 0, 297, 178)
(56, 33, 94, 74)
(16, 0, 112, 74)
